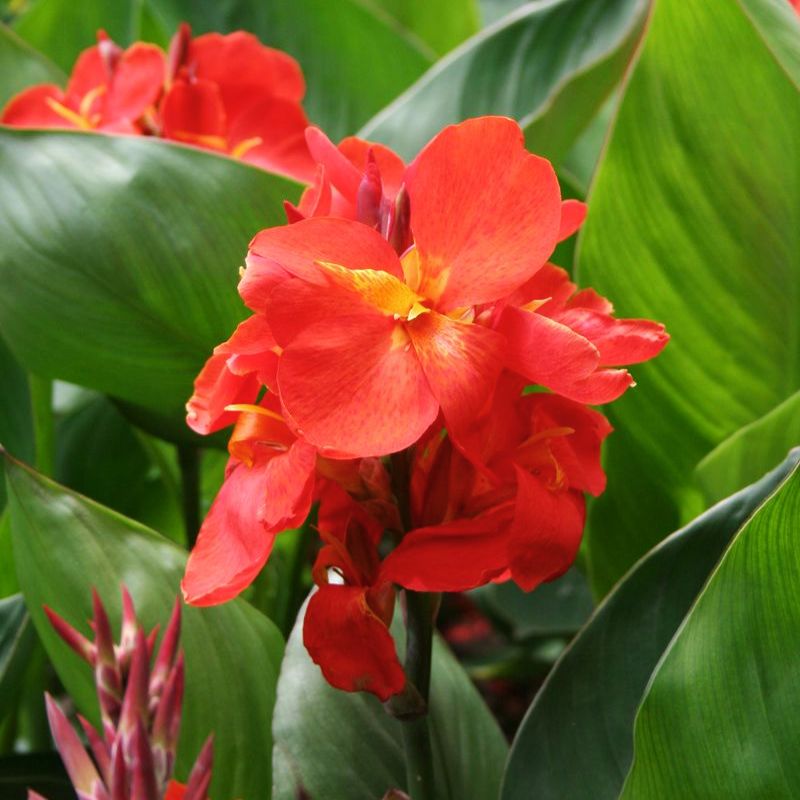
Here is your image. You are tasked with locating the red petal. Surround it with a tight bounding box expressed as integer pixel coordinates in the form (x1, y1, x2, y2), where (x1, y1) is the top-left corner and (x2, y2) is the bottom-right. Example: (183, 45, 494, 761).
(277, 313, 438, 458)
(557, 199, 587, 242)
(161, 78, 226, 143)
(525, 394, 611, 495)
(260, 438, 317, 531)
(164, 781, 187, 800)
(186, 351, 260, 435)
(380, 511, 513, 592)
(182, 458, 276, 605)
(191, 31, 305, 106)
(550, 368, 635, 405)
(242, 217, 403, 307)
(407, 117, 561, 309)
(303, 585, 405, 700)
(0, 84, 70, 127)
(104, 43, 165, 125)
(217, 313, 279, 389)
(498, 305, 599, 390)
(65, 44, 105, 105)
(296, 163, 333, 218)
(507, 469, 585, 591)
(228, 95, 314, 182)
(555, 308, 669, 366)
(407, 311, 504, 437)
(305, 126, 363, 201)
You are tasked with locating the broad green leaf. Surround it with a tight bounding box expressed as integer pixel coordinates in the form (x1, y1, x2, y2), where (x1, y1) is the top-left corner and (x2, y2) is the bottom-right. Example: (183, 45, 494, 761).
(12, 0, 139, 72)
(738, 0, 800, 84)
(501, 450, 800, 800)
(0, 22, 63, 106)
(578, 0, 800, 594)
(0, 595, 36, 722)
(473, 567, 593, 640)
(372, 0, 480, 56)
(56, 395, 183, 539)
(147, 0, 433, 140)
(695, 390, 800, 506)
(622, 458, 800, 798)
(5, 453, 284, 798)
(359, 0, 649, 164)
(0, 130, 299, 439)
(0, 336, 33, 512)
(273, 599, 508, 800)
(0, 753, 71, 799)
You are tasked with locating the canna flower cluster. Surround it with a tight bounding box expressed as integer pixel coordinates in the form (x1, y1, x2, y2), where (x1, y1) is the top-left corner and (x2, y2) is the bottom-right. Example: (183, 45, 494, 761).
(34, 587, 213, 800)
(0, 25, 314, 181)
(182, 115, 668, 701)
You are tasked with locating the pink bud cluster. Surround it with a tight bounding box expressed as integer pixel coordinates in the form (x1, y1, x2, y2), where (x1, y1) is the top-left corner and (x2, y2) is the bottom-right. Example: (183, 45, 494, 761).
(33, 587, 213, 800)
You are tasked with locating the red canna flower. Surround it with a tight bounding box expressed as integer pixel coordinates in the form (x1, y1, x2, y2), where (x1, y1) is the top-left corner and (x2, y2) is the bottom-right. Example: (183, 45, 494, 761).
(380, 379, 612, 593)
(239, 116, 665, 458)
(2, 30, 164, 132)
(160, 26, 315, 181)
(304, 487, 405, 700)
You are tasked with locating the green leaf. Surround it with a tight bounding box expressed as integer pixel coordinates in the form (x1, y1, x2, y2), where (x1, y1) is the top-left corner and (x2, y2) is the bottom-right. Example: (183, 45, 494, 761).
(55, 395, 183, 539)
(622, 457, 800, 798)
(12, 0, 139, 72)
(147, 0, 433, 139)
(0, 22, 64, 106)
(472, 567, 593, 640)
(4, 453, 284, 798)
(695, 390, 800, 506)
(0, 130, 299, 439)
(359, 0, 649, 164)
(273, 599, 508, 800)
(0, 595, 36, 722)
(371, 0, 480, 56)
(0, 336, 33, 513)
(501, 450, 800, 800)
(578, 0, 800, 595)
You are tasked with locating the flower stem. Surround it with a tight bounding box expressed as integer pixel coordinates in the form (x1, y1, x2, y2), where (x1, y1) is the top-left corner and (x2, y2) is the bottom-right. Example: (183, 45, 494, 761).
(29, 375, 54, 477)
(401, 590, 436, 800)
(177, 444, 201, 548)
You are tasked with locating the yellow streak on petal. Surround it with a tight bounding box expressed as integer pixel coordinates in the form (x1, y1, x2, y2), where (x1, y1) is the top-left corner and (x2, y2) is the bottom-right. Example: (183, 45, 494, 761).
(225, 403, 285, 424)
(172, 130, 227, 150)
(232, 136, 263, 159)
(78, 84, 106, 120)
(315, 260, 428, 320)
(45, 98, 92, 130)
(521, 297, 551, 313)
(390, 324, 411, 351)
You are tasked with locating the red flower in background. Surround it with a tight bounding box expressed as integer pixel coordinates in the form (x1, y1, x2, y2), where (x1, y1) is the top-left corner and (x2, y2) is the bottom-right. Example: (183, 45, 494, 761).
(2, 31, 163, 132)
(1, 25, 314, 181)
(161, 25, 314, 180)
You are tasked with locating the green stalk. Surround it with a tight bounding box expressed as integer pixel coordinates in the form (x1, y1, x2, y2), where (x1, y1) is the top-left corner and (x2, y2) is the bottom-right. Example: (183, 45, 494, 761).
(28, 375, 54, 477)
(390, 450, 437, 800)
(401, 590, 436, 800)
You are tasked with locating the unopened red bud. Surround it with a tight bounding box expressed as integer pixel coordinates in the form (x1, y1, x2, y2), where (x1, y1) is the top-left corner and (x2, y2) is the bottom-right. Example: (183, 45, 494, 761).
(167, 23, 192, 83)
(356, 149, 383, 229)
(44, 606, 95, 665)
(184, 735, 214, 800)
(149, 597, 182, 706)
(386, 185, 411, 255)
(96, 30, 122, 79)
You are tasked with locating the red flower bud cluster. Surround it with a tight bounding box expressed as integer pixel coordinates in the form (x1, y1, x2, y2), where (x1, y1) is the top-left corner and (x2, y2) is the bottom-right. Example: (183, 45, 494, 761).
(34, 587, 213, 800)
(0, 25, 315, 182)
(181, 115, 668, 700)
